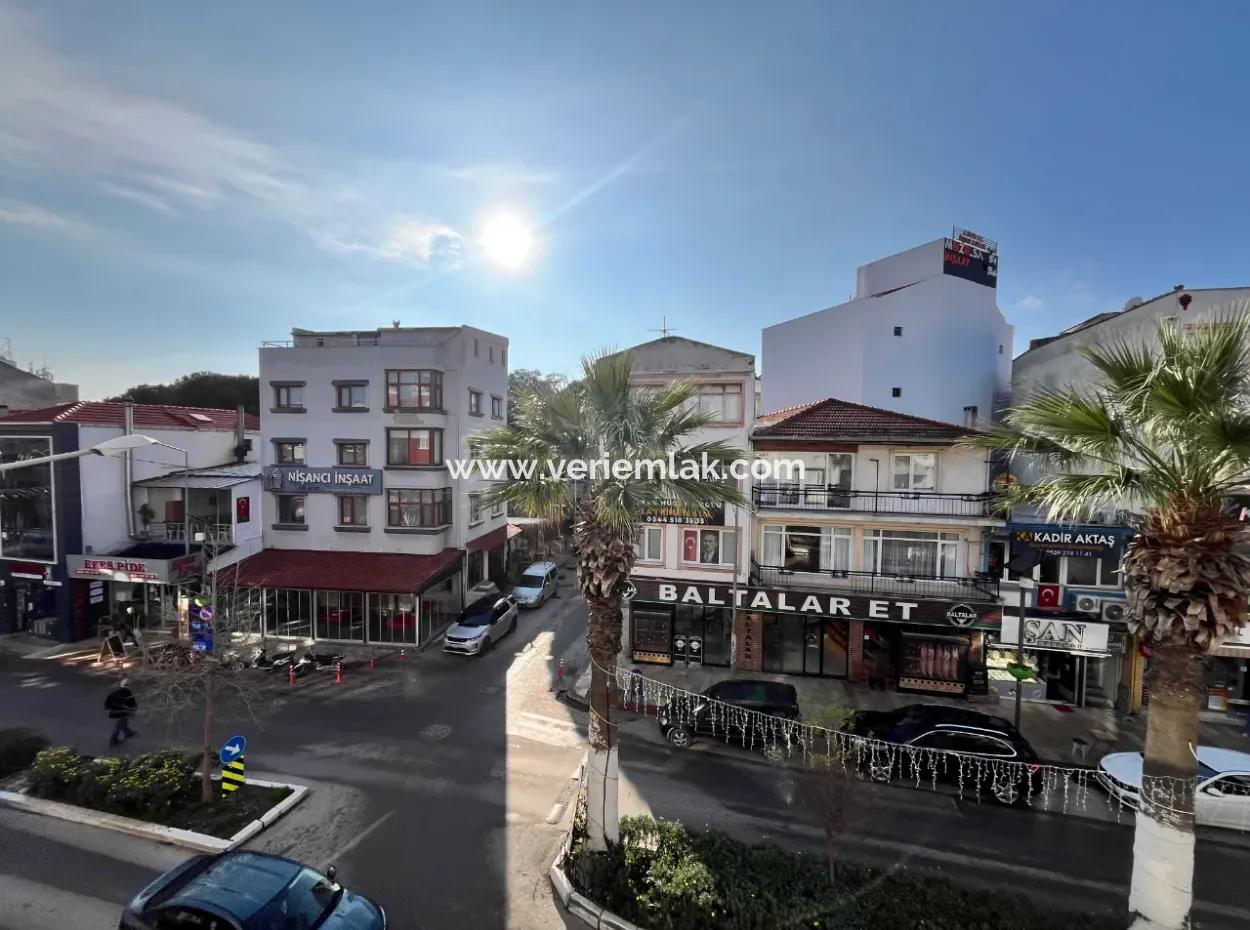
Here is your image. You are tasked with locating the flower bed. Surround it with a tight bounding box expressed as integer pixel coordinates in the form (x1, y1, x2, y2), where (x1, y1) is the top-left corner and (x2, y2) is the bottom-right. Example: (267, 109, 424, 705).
(566, 816, 1129, 930)
(18, 746, 291, 840)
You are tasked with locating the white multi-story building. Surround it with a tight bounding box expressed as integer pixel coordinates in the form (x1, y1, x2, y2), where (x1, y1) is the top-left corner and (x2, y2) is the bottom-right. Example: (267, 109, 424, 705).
(233, 325, 510, 647)
(761, 231, 1013, 426)
(619, 336, 755, 667)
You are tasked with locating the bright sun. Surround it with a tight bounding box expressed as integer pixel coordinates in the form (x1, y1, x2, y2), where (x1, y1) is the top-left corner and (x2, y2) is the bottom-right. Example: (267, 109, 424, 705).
(480, 213, 534, 270)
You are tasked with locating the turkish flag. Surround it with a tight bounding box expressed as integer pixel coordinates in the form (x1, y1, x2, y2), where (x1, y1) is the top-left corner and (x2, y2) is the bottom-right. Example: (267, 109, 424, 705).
(1035, 583, 1061, 609)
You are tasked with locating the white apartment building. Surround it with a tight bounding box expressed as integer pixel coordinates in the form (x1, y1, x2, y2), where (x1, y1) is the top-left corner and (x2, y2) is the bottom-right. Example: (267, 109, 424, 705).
(233, 325, 510, 647)
(0, 402, 259, 642)
(762, 230, 1013, 426)
(619, 336, 755, 666)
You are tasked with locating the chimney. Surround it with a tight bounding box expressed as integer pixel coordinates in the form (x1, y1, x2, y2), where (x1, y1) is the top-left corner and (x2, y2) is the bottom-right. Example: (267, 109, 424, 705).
(963, 405, 979, 428)
(234, 404, 247, 464)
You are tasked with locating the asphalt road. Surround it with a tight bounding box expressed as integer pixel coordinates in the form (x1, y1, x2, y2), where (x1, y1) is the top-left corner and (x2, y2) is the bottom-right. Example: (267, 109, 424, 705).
(3, 588, 1250, 930)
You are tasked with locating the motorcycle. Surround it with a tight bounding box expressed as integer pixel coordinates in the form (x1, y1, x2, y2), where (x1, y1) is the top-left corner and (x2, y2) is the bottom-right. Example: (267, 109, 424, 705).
(292, 649, 346, 677)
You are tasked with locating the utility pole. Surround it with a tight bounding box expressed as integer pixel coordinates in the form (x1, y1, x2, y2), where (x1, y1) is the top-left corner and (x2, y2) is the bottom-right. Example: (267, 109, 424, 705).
(1014, 577, 1036, 730)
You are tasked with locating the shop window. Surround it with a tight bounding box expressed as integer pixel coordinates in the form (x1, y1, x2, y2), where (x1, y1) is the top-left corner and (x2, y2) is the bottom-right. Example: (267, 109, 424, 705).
(469, 493, 483, 525)
(338, 495, 368, 527)
(636, 526, 663, 562)
(386, 369, 443, 410)
(369, 593, 418, 645)
(315, 591, 365, 641)
(0, 436, 55, 560)
(891, 452, 936, 490)
(900, 633, 967, 686)
(387, 428, 443, 466)
(685, 383, 743, 423)
(420, 574, 460, 642)
(335, 383, 367, 409)
(266, 589, 312, 638)
(468, 390, 483, 415)
(277, 495, 305, 525)
(762, 524, 850, 572)
(275, 442, 305, 465)
(387, 488, 451, 527)
(863, 529, 958, 577)
(336, 442, 367, 466)
(682, 528, 735, 566)
(272, 384, 304, 410)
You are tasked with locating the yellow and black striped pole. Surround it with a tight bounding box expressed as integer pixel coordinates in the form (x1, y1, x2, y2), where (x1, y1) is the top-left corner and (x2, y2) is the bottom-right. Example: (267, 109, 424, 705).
(221, 756, 246, 796)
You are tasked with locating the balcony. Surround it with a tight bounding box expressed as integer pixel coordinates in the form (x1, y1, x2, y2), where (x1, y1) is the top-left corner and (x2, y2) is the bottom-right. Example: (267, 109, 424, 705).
(143, 520, 235, 547)
(753, 484, 998, 519)
(750, 558, 1000, 604)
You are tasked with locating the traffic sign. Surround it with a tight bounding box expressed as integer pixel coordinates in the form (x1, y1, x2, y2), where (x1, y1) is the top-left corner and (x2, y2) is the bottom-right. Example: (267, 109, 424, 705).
(199, 606, 215, 622)
(220, 735, 247, 764)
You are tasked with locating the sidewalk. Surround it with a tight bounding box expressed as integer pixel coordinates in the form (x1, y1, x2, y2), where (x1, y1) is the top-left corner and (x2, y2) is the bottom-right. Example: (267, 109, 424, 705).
(573, 659, 1250, 764)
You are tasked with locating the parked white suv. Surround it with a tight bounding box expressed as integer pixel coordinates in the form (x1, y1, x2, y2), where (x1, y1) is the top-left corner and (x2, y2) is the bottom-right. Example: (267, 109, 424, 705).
(513, 562, 558, 608)
(443, 596, 518, 655)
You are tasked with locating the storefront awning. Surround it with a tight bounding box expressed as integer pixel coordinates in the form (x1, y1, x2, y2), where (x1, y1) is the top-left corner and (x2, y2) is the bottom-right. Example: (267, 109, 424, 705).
(134, 463, 262, 490)
(227, 548, 463, 594)
(467, 523, 523, 552)
(1212, 642, 1250, 659)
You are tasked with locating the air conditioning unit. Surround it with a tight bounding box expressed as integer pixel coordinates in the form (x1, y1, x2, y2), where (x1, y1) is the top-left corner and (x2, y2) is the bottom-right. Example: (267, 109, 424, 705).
(1073, 594, 1102, 615)
(1101, 601, 1127, 623)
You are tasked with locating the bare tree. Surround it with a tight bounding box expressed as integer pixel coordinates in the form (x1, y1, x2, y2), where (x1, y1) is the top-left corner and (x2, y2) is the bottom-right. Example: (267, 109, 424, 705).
(789, 703, 863, 885)
(132, 558, 268, 802)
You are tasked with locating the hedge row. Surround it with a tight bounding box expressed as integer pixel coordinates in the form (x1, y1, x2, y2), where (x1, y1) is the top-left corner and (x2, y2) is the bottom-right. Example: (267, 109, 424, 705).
(0, 728, 50, 779)
(570, 816, 1129, 930)
(26, 747, 200, 818)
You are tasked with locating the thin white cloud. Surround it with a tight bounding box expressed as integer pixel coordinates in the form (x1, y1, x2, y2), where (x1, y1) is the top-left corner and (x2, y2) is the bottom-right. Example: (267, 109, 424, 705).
(0, 198, 103, 239)
(441, 163, 559, 187)
(0, 2, 469, 266)
(1015, 295, 1044, 311)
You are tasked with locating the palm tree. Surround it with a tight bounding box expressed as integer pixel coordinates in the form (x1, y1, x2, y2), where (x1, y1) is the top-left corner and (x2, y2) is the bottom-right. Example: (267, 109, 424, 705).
(967, 312, 1250, 929)
(475, 350, 746, 851)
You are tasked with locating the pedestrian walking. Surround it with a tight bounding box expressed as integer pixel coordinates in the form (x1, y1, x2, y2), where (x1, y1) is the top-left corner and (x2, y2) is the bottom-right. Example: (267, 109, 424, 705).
(105, 678, 138, 747)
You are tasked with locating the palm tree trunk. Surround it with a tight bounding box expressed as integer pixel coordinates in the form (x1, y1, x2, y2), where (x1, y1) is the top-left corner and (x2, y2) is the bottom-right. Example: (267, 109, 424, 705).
(584, 591, 621, 851)
(1128, 641, 1205, 929)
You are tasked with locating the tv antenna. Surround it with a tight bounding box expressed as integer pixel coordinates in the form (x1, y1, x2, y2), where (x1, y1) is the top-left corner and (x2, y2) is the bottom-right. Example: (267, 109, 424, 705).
(648, 316, 678, 338)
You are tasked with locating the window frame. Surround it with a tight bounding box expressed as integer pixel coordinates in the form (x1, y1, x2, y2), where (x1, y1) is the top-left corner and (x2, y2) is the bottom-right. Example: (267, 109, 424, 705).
(469, 493, 483, 526)
(468, 389, 483, 415)
(336, 442, 368, 466)
(277, 494, 306, 525)
(274, 441, 305, 465)
(688, 382, 744, 425)
(337, 494, 369, 527)
(385, 369, 443, 411)
(334, 382, 368, 410)
(386, 428, 444, 467)
(386, 488, 452, 528)
(891, 451, 937, 491)
(272, 383, 304, 411)
(491, 395, 503, 419)
(761, 523, 851, 572)
(863, 528, 961, 577)
(490, 498, 504, 518)
(636, 525, 663, 563)
(682, 527, 737, 567)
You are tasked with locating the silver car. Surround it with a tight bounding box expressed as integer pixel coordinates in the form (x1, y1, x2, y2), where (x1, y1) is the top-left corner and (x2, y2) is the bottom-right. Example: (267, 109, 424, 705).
(513, 562, 558, 608)
(443, 595, 518, 655)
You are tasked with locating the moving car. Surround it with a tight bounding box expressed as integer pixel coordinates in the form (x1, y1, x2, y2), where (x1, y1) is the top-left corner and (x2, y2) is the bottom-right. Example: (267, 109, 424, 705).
(443, 595, 518, 655)
(120, 850, 385, 929)
(513, 562, 558, 608)
(848, 703, 1040, 806)
(1096, 746, 1250, 829)
(659, 679, 801, 760)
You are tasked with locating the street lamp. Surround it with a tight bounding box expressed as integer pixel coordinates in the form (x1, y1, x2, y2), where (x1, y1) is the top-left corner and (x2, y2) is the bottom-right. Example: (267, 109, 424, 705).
(0, 433, 160, 472)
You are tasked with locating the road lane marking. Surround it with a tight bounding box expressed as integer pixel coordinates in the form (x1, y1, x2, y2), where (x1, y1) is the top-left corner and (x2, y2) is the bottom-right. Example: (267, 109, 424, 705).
(321, 809, 395, 869)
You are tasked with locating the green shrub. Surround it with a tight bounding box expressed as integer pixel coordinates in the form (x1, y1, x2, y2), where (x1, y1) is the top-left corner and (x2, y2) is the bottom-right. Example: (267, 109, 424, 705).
(27, 747, 199, 818)
(571, 816, 1129, 930)
(26, 747, 91, 801)
(0, 728, 49, 778)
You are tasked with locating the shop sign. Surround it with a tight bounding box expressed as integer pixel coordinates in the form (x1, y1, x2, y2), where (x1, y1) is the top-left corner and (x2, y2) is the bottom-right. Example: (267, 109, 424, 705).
(67, 552, 204, 585)
(640, 502, 725, 526)
(1000, 616, 1110, 654)
(1009, 524, 1129, 558)
(632, 579, 1001, 629)
(264, 466, 383, 495)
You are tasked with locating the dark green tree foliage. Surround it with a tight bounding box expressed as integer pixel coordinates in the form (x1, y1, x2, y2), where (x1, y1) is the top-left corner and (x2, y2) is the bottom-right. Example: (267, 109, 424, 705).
(109, 372, 259, 415)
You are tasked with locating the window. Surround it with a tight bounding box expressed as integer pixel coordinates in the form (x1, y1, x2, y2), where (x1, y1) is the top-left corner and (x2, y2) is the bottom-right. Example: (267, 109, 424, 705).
(469, 493, 483, 525)
(1038, 552, 1122, 587)
(338, 495, 368, 527)
(273, 384, 304, 410)
(762, 524, 850, 572)
(891, 387, 902, 398)
(490, 498, 504, 518)
(387, 428, 443, 466)
(335, 383, 367, 409)
(277, 495, 305, 525)
(892, 452, 936, 490)
(370, 593, 419, 645)
(502, 348, 507, 367)
(491, 395, 503, 419)
(893, 326, 903, 337)
(999, 344, 1004, 355)
(387, 488, 451, 527)
(863, 529, 959, 577)
(275, 441, 305, 464)
(489, 345, 495, 363)
(636, 526, 663, 562)
(336, 442, 367, 466)
(0, 437, 54, 560)
(468, 389, 483, 415)
(386, 369, 442, 409)
(688, 383, 743, 423)
(474, 338, 480, 357)
(683, 528, 735, 566)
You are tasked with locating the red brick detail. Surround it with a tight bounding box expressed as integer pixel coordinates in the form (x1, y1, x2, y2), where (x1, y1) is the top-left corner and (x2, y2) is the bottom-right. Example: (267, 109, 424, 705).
(734, 611, 763, 671)
(849, 619, 866, 682)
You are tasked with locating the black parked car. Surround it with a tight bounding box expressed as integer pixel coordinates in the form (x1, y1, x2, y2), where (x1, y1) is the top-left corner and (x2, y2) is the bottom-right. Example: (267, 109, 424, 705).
(848, 703, 1040, 806)
(659, 679, 801, 760)
(120, 850, 386, 929)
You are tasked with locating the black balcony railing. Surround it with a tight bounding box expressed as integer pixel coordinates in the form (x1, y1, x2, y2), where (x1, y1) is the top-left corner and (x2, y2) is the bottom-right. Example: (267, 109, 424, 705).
(749, 558, 1000, 603)
(753, 484, 997, 518)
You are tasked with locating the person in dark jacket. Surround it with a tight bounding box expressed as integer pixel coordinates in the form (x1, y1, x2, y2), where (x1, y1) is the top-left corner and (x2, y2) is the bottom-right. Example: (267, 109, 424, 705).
(105, 678, 138, 747)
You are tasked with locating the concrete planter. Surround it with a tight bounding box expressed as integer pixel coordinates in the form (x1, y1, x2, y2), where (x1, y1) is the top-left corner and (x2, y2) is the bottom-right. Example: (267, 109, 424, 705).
(548, 832, 643, 930)
(0, 776, 308, 852)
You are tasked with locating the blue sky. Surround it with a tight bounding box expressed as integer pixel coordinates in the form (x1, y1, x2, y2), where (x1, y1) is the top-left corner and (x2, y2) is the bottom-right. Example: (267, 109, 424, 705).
(1, 1, 1247, 399)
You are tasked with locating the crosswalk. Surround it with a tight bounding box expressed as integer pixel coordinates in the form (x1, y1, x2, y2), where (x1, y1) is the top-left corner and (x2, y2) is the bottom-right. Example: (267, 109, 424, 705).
(507, 710, 585, 749)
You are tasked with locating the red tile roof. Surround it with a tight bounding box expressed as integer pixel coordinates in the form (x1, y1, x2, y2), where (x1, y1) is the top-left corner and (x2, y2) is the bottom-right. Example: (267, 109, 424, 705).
(753, 397, 975, 442)
(1, 402, 259, 431)
(226, 548, 463, 594)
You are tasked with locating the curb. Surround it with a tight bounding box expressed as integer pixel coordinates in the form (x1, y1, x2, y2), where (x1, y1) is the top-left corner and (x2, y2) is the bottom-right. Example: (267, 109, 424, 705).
(0, 776, 308, 852)
(549, 837, 642, 930)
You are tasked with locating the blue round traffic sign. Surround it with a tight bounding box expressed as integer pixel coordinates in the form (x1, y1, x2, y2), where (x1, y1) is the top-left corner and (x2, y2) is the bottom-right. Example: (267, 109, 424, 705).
(219, 735, 247, 764)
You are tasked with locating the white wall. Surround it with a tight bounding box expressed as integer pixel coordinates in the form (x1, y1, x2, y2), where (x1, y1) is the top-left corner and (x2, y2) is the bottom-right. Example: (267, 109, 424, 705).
(756, 444, 990, 497)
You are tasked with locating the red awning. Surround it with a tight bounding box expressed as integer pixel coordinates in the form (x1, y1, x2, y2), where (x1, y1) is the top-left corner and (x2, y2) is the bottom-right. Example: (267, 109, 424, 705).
(227, 548, 463, 594)
(467, 523, 523, 552)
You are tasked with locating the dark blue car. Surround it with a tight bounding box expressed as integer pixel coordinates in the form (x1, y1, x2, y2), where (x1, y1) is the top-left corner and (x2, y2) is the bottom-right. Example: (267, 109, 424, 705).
(120, 851, 386, 929)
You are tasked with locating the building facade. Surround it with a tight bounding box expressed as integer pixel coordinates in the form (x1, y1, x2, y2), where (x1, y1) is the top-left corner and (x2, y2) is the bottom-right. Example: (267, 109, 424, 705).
(621, 337, 755, 668)
(0, 356, 78, 411)
(761, 230, 1013, 425)
(231, 325, 510, 648)
(0, 402, 258, 642)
